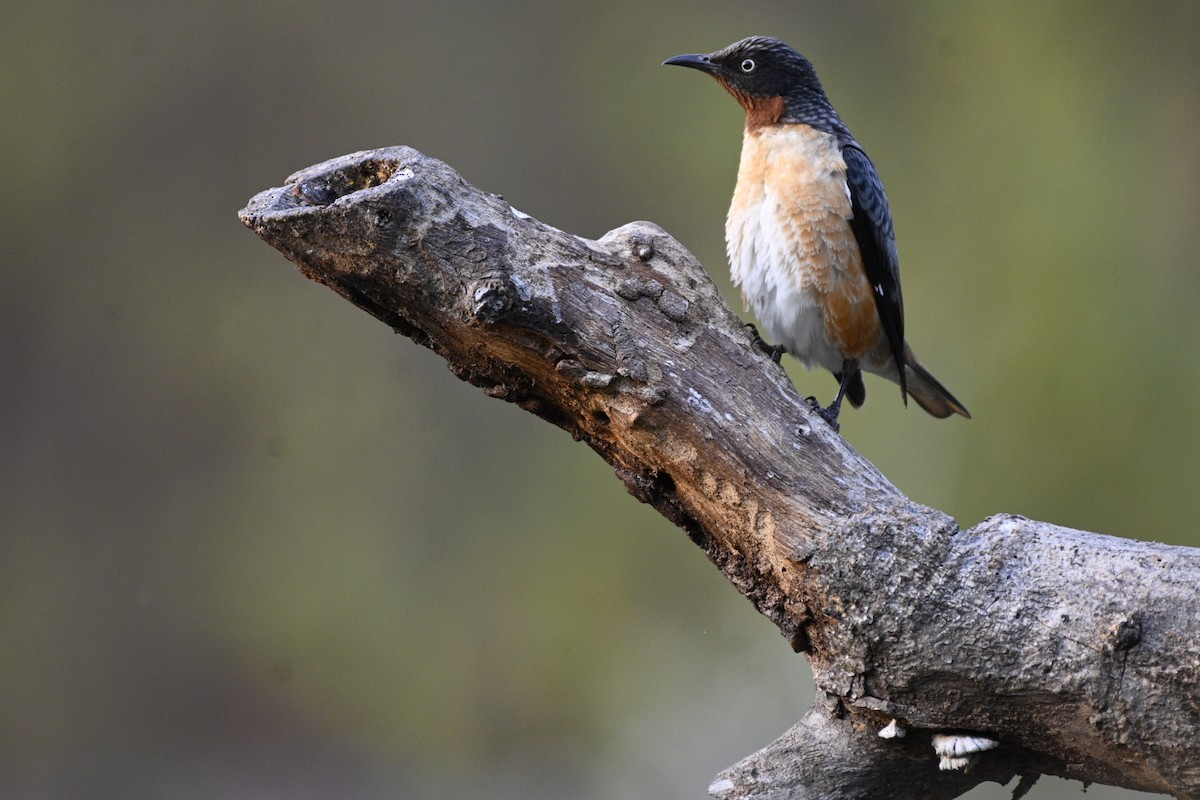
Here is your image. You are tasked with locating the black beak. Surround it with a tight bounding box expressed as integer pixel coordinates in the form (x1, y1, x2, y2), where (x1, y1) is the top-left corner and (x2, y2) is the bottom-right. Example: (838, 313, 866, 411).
(663, 53, 718, 74)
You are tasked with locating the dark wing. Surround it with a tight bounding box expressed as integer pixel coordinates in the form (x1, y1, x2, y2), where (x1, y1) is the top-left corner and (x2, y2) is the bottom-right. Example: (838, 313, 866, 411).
(842, 143, 907, 401)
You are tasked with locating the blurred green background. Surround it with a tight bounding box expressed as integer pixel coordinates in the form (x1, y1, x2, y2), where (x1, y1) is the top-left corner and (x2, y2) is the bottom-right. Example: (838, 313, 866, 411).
(2, 1, 1196, 798)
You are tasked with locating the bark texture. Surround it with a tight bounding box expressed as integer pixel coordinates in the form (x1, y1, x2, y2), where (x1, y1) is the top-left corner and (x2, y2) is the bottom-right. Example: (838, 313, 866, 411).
(239, 146, 1200, 799)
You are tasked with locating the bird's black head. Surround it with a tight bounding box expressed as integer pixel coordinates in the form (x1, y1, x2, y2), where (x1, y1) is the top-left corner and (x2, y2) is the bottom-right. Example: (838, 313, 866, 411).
(664, 36, 837, 130)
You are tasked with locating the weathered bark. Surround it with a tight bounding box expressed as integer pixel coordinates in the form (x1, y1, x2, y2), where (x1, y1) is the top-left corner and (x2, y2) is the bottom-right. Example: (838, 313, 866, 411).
(239, 147, 1200, 799)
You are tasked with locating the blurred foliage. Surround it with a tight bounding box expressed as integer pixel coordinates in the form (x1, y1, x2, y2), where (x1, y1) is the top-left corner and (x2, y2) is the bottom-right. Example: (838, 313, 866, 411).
(1, 1, 1195, 798)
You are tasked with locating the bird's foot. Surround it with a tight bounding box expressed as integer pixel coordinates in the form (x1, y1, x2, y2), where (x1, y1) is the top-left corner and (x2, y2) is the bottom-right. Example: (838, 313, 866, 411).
(813, 360, 858, 434)
(744, 323, 785, 364)
(802, 396, 841, 433)
(815, 403, 842, 434)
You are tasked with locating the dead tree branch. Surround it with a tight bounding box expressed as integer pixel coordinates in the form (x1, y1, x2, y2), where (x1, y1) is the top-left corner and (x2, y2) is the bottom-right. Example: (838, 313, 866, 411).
(240, 147, 1200, 800)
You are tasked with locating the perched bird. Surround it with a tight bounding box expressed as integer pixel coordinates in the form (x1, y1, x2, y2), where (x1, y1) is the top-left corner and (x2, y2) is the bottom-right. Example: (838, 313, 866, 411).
(664, 36, 969, 430)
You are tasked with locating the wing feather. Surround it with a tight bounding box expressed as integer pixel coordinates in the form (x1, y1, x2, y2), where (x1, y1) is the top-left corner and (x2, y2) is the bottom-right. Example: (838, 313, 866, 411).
(842, 143, 906, 400)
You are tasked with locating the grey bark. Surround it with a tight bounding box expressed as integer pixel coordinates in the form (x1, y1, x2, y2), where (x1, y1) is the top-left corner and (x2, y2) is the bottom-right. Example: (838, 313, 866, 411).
(239, 146, 1200, 799)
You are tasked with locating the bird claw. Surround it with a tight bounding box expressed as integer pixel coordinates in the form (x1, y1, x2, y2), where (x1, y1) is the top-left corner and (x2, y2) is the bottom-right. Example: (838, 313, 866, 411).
(815, 403, 841, 434)
(802, 396, 841, 432)
(744, 323, 785, 364)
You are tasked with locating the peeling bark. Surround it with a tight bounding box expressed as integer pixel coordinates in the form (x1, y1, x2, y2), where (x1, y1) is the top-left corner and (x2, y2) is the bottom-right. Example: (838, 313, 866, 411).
(240, 147, 1200, 799)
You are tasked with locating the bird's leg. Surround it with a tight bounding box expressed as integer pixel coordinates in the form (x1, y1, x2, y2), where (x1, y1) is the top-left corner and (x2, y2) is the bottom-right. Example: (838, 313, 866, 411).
(744, 323, 786, 364)
(817, 359, 860, 433)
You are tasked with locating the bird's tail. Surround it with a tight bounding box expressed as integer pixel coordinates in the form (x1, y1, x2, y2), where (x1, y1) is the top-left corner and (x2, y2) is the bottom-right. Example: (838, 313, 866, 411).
(903, 348, 970, 419)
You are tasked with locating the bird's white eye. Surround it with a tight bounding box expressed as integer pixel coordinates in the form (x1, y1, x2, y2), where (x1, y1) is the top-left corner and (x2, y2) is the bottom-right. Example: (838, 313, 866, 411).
(740, 58, 756, 73)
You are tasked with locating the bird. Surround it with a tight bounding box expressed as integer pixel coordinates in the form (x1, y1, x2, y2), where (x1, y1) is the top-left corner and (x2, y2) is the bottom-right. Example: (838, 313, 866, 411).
(664, 36, 969, 430)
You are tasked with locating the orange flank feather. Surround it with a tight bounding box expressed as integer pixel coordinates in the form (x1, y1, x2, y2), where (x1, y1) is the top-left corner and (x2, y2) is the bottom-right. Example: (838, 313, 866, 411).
(822, 280, 879, 359)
